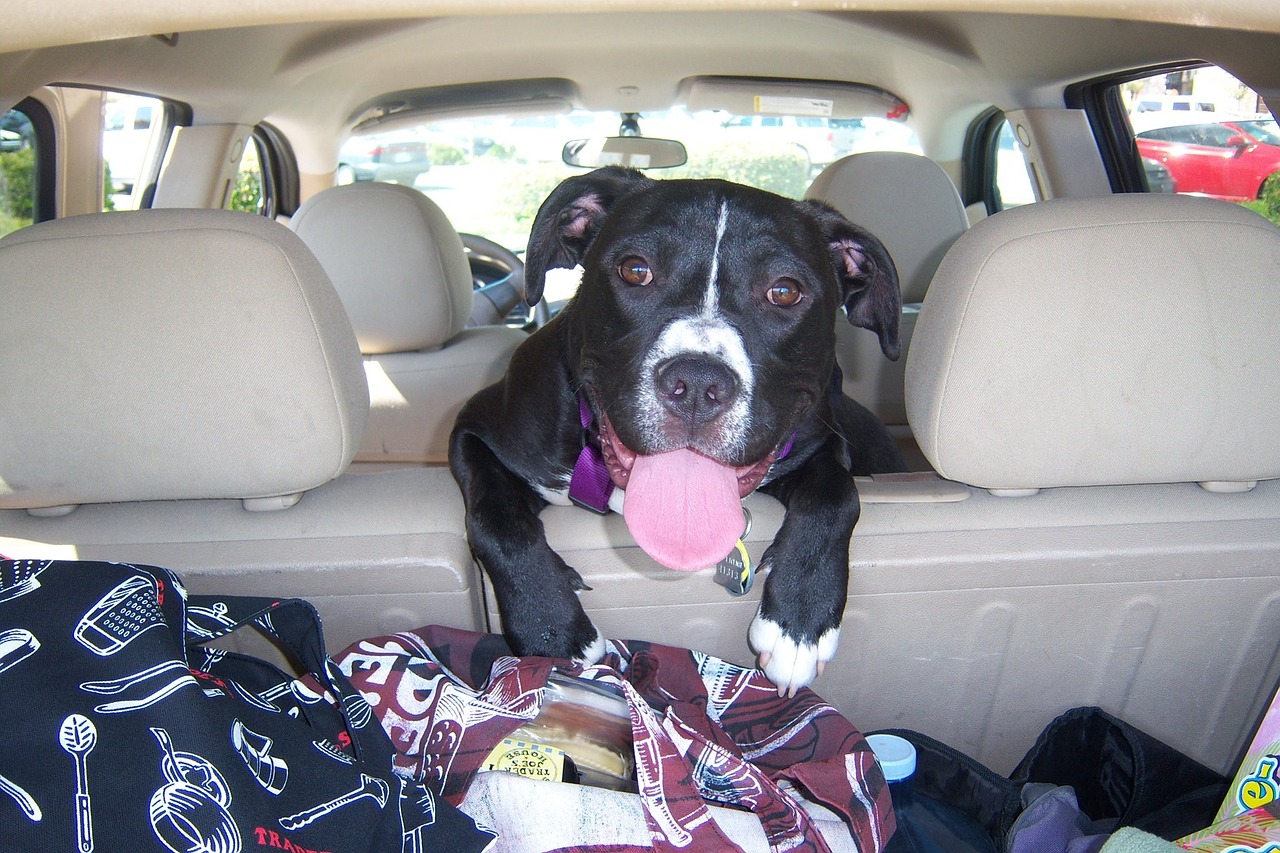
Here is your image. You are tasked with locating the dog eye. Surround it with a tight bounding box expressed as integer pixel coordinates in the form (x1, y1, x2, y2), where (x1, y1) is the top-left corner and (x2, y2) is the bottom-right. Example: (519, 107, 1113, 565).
(618, 257, 653, 286)
(766, 279, 805, 308)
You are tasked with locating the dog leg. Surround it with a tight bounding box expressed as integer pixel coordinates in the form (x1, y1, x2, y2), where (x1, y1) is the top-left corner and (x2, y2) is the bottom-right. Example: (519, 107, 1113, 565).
(751, 441, 860, 697)
(450, 431, 605, 664)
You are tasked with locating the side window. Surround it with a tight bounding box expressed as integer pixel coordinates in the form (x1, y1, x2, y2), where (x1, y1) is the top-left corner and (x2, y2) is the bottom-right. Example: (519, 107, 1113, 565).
(102, 93, 169, 212)
(1117, 65, 1277, 224)
(228, 135, 266, 216)
(1, 107, 39, 237)
(993, 119, 1035, 209)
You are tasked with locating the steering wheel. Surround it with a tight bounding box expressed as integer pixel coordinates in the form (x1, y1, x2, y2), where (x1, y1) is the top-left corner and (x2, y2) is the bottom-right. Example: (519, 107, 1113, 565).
(460, 233, 548, 328)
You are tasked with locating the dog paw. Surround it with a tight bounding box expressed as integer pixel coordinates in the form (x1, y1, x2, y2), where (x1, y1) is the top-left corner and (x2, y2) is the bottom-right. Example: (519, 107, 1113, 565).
(572, 627, 607, 667)
(748, 612, 840, 698)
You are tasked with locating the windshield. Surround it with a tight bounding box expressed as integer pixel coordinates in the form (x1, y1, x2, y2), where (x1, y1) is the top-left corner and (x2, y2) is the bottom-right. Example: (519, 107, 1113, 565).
(338, 107, 921, 253)
(1237, 119, 1280, 146)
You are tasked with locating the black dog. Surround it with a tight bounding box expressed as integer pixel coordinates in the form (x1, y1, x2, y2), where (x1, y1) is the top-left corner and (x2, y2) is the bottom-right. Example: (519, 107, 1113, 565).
(449, 167, 904, 695)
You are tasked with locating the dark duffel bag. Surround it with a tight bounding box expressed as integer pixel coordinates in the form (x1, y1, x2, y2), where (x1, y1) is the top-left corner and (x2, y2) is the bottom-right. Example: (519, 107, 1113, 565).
(0, 558, 495, 853)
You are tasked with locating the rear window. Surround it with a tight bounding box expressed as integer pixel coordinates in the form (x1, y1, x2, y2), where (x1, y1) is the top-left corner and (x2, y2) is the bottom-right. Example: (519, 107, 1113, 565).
(338, 107, 922, 252)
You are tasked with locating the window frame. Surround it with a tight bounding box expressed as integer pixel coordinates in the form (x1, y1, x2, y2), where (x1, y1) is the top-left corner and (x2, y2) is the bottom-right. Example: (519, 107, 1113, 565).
(961, 105, 1007, 214)
(1065, 59, 1211, 195)
(8, 96, 58, 224)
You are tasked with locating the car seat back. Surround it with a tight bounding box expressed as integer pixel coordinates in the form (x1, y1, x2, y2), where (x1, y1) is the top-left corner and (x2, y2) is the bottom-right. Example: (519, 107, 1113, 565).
(806, 152, 969, 468)
(289, 182, 527, 467)
(0, 209, 483, 663)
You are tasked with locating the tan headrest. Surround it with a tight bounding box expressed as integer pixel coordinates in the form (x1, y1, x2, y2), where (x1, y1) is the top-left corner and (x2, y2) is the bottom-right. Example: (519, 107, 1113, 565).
(289, 182, 474, 354)
(906, 194, 1280, 492)
(806, 151, 968, 304)
(0, 209, 368, 511)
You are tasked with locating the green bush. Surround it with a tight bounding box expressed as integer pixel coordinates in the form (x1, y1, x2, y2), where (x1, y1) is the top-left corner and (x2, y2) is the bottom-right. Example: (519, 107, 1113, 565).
(670, 142, 810, 199)
(500, 163, 569, 230)
(102, 161, 116, 212)
(481, 141, 517, 162)
(0, 148, 35, 220)
(1241, 173, 1280, 226)
(429, 142, 469, 167)
(228, 168, 262, 214)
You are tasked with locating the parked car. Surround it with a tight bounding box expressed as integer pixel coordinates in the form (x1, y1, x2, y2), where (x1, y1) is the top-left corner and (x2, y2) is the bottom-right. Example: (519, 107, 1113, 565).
(337, 131, 432, 185)
(1132, 94, 1219, 114)
(1134, 115, 1280, 201)
(0, 128, 23, 152)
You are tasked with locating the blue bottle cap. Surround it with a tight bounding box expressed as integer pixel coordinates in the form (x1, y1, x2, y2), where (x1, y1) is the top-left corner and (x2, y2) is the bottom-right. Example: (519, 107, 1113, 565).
(866, 733, 917, 782)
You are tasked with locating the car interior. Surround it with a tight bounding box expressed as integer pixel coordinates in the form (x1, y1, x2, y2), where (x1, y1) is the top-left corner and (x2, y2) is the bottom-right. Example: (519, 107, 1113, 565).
(2, 0, 1280, 840)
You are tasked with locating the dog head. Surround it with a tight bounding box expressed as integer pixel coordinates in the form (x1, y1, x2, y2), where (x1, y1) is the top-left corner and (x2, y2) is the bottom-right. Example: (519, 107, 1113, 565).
(527, 166, 900, 493)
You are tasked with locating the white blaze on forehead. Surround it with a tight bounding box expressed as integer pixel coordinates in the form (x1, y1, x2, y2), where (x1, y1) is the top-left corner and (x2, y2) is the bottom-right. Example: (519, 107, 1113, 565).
(638, 198, 755, 449)
(703, 200, 729, 314)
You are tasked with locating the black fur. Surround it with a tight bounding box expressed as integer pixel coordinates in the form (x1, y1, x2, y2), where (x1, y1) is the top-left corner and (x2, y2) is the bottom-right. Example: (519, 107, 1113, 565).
(449, 167, 904, 689)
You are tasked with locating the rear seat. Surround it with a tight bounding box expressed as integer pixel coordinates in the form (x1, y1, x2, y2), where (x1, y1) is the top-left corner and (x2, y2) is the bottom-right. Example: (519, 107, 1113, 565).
(530, 193, 1280, 777)
(289, 182, 527, 467)
(0, 208, 482, 666)
(805, 151, 970, 470)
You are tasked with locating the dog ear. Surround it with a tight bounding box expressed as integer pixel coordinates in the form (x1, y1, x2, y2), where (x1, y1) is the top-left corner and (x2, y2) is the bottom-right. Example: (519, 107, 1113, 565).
(802, 200, 903, 361)
(524, 166, 654, 305)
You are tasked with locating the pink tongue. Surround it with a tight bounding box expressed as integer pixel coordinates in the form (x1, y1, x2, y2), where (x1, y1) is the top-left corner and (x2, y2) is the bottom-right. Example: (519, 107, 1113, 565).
(623, 448, 743, 571)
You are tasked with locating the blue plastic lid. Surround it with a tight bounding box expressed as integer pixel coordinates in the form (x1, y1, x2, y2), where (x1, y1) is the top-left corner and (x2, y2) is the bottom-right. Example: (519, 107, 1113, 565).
(866, 733, 917, 782)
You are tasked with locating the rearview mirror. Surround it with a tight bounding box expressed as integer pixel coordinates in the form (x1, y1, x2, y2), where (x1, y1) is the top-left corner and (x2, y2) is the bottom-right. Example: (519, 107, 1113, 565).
(562, 136, 688, 169)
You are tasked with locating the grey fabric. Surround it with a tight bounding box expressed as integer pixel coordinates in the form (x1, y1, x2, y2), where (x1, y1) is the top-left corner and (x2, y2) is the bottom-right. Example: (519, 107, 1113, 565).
(0, 208, 368, 509)
(290, 181, 529, 465)
(906, 194, 1280, 490)
(806, 152, 968, 441)
(806, 151, 969, 304)
(289, 182, 475, 354)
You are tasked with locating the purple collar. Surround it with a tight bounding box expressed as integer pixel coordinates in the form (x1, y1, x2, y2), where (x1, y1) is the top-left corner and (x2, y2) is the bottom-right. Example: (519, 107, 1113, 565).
(567, 392, 794, 514)
(568, 393, 615, 513)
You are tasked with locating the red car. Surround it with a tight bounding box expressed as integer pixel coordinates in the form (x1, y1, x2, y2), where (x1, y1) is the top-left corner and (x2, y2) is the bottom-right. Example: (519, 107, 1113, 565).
(1135, 116, 1280, 201)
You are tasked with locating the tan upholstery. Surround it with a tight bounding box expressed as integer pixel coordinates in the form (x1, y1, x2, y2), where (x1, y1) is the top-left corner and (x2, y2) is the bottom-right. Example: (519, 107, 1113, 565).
(807, 151, 969, 304)
(906, 194, 1280, 492)
(0, 209, 367, 511)
(0, 208, 481, 660)
(805, 153, 968, 467)
(290, 182, 526, 465)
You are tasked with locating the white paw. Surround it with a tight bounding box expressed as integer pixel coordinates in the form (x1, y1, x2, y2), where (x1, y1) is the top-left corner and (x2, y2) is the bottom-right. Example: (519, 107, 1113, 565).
(573, 627, 607, 667)
(748, 612, 840, 698)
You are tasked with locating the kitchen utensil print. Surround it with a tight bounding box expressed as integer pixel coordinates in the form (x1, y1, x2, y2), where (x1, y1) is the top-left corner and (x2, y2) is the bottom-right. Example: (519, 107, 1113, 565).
(59, 714, 96, 853)
(185, 601, 237, 641)
(0, 559, 52, 605)
(73, 573, 165, 657)
(79, 658, 197, 714)
(0, 769, 41, 823)
(148, 727, 241, 853)
(278, 773, 389, 831)
(312, 739, 356, 765)
(399, 777, 439, 853)
(231, 720, 288, 795)
(0, 627, 40, 675)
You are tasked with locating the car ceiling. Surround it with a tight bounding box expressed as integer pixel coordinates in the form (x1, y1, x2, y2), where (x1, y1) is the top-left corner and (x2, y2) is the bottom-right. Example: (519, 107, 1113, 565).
(2, 2, 1279, 173)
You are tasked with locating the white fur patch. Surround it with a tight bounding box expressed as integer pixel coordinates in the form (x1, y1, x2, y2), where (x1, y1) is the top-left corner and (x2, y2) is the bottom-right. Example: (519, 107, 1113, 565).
(536, 484, 573, 506)
(749, 611, 840, 698)
(639, 317, 755, 452)
(704, 201, 729, 314)
(574, 627, 607, 666)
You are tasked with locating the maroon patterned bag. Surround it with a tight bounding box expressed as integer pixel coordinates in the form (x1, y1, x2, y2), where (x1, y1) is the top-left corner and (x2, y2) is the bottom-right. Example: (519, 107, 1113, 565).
(332, 625, 892, 852)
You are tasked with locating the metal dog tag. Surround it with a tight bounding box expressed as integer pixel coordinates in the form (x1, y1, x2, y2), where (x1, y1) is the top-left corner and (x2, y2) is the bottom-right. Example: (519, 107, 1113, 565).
(713, 508, 754, 596)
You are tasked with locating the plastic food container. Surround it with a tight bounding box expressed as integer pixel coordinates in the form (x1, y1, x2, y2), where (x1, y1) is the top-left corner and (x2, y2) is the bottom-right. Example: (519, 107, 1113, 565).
(494, 673, 637, 791)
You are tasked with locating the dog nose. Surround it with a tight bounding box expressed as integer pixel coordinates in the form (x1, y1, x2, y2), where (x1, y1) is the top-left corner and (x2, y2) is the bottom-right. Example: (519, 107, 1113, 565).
(655, 355, 739, 423)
